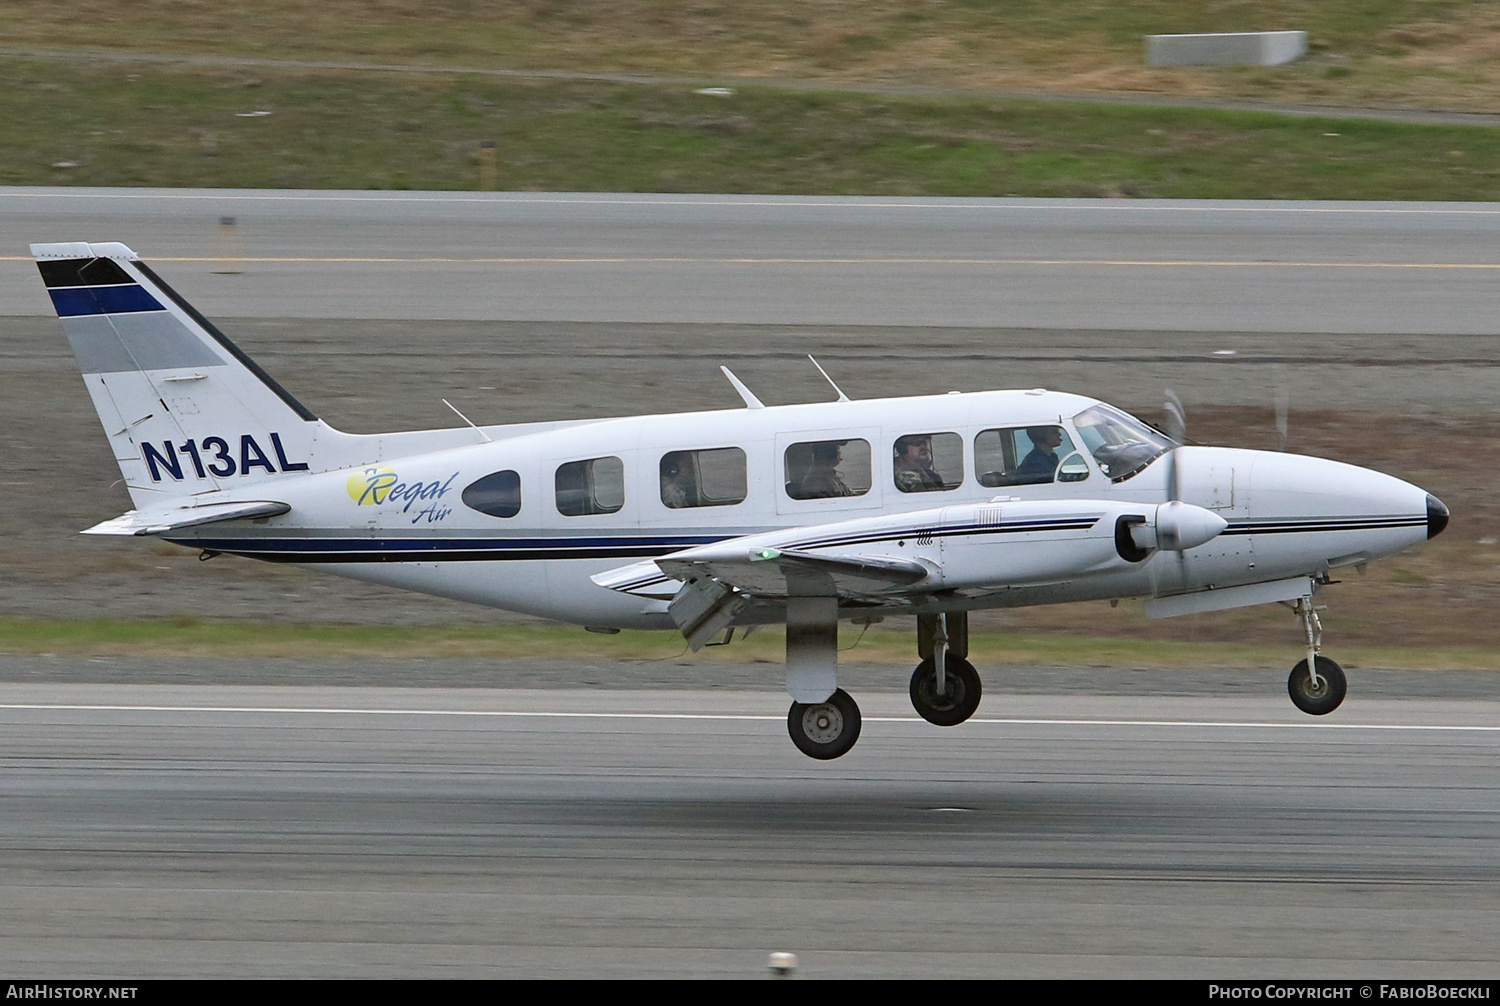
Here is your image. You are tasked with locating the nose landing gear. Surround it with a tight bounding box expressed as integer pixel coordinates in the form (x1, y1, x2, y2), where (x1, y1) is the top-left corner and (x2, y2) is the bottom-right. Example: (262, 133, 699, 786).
(1287, 596, 1347, 715)
(1289, 655, 1347, 715)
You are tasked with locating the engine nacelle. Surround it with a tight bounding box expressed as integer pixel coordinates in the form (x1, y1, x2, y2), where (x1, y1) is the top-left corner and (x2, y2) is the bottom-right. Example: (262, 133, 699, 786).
(1121, 501, 1229, 559)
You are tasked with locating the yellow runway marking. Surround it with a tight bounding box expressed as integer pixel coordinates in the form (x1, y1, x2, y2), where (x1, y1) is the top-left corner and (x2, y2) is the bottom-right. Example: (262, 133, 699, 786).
(6, 255, 1500, 269)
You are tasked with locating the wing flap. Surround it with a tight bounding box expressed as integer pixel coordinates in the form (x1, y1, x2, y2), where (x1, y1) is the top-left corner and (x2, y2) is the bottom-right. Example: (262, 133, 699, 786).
(657, 547, 930, 599)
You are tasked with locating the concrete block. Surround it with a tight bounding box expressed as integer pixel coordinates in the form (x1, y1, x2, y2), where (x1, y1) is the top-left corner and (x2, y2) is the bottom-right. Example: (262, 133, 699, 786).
(1146, 31, 1308, 67)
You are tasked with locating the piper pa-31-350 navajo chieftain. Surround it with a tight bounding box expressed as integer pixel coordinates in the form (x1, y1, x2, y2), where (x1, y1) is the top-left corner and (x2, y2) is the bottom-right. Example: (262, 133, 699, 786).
(34, 241, 1450, 759)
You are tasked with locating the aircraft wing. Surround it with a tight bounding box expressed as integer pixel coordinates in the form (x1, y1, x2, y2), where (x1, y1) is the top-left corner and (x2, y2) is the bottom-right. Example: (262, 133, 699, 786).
(591, 542, 934, 604)
(82, 498, 291, 536)
(593, 497, 1230, 647)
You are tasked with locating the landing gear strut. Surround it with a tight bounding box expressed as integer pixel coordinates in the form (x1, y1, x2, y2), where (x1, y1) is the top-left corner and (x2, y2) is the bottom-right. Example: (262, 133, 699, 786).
(783, 596, 863, 759)
(1287, 596, 1346, 715)
(909, 612, 982, 726)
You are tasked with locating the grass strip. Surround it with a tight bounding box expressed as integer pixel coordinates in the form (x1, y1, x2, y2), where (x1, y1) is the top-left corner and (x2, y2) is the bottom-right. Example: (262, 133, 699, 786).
(8, 57, 1500, 199)
(6, 2, 1498, 114)
(2, 617, 1495, 671)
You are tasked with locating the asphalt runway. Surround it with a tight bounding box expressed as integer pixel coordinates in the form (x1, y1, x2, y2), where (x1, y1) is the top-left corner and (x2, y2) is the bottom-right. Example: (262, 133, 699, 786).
(3, 188, 1499, 978)
(1, 684, 1497, 979)
(5, 188, 1500, 332)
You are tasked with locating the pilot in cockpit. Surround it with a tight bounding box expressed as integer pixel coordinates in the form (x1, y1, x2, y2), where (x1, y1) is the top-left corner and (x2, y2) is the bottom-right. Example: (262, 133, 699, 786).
(1016, 426, 1064, 481)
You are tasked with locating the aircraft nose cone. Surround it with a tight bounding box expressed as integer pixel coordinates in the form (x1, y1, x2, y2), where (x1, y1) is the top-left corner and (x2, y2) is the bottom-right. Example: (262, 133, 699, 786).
(1427, 494, 1450, 539)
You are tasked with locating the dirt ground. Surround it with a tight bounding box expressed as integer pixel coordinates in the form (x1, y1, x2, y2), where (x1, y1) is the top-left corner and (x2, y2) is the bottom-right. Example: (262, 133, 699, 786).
(2, 315, 1495, 651)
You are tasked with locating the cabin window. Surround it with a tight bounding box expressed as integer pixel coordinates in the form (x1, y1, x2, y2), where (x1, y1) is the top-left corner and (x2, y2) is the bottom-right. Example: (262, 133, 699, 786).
(555, 456, 625, 516)
(892, 432, 964, 493)
(975, 426, 1086, 486)
(461, 469, 522, 518)
(1071, 405, 1172, 481)
(784, 439, 872, 500)
(660, 447, 747, 508)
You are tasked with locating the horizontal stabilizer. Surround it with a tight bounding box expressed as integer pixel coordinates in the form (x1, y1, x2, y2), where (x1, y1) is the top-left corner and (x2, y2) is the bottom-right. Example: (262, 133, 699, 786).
(82, 499, 291, 536)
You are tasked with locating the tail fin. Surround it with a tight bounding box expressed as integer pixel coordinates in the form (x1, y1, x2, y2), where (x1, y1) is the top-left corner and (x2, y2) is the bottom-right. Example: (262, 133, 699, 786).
(34, 241, 321, 506)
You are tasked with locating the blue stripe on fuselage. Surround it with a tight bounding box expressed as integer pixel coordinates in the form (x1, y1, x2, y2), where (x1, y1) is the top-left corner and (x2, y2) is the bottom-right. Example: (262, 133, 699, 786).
(172, 519, 1105, 564)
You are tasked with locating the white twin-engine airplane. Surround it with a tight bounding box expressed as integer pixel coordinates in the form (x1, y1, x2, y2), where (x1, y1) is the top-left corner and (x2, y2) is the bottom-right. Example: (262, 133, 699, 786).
(34, 241, 1449, 759)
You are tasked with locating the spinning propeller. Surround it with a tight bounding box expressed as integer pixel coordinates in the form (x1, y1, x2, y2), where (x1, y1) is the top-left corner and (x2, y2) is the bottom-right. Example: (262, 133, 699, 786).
(1273, 363, 1291, 453)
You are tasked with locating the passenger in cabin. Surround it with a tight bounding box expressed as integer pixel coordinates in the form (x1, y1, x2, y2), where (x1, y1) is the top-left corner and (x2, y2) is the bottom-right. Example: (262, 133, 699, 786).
(1016, 426, 1064, 481)
(893, 434, 945, 493)
(799, 442, 853, 498)
(660, 457, 695, 508)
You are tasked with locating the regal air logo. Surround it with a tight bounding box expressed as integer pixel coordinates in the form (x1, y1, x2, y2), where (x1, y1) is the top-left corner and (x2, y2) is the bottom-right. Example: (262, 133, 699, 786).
(347, 465, 460, 524)
(348, 465, 398, 505)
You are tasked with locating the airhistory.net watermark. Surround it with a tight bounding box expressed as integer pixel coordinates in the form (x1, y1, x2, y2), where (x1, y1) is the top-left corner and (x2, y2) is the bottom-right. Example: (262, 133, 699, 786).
(6, 988, 138, 1000)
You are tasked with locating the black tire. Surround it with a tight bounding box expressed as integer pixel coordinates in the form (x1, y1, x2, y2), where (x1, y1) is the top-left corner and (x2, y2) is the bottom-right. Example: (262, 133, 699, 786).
(787, 688, 862, 760)
(909, 656, 982, 726)
(1288, 656, 1347, 716)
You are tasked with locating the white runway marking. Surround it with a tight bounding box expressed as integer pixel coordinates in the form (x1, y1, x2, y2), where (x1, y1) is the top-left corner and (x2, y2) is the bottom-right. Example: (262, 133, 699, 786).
(0, 703, 1496, 732)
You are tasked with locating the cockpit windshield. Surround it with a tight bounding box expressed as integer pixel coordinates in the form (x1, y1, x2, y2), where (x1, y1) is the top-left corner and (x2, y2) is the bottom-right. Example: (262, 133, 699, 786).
(1071, 404, 1174, 481)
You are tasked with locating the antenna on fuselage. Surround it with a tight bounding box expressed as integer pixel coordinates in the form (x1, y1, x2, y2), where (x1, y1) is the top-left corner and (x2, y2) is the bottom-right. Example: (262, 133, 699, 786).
(807, 355, 851, 402)
(441, 398, 493, 443)
(719, 366, 765, 409)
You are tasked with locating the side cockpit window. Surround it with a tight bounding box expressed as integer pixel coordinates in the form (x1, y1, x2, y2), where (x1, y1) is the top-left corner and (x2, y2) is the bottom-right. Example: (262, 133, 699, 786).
(975, 426, 1087, 486)
(660, 447, 747, 508)
(785, 439, 872, 500)
(461, 469, 522, 518)
(556, 456, 624, 516)
(892, 432, 963, 493)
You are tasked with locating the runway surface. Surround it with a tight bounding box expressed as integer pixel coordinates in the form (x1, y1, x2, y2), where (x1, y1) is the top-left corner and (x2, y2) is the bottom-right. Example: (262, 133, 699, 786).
(2, 683, 1498, 979)
(6, 188, 1500, 332)
(3, 187, 1498, 978)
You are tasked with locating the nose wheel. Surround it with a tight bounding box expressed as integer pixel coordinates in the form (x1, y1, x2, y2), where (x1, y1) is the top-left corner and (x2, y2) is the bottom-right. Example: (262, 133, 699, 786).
(1286, 595, 1346, 715)
(1289, 656, 1346, 715)
(787, 688, 862, 760)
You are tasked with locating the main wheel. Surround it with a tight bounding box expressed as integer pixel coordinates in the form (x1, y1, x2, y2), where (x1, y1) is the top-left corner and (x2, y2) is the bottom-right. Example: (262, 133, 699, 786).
(787, 688, 862, 760)
(909, 656, 982, 726)
(1288, 656, 1347, 716)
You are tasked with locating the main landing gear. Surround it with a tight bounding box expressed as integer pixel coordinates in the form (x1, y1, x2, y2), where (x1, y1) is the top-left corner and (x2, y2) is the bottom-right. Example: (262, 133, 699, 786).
(1286, 596, 1347, 716)
(909, 612, 981, 726)
(787, 688, 862, 760)
(783, 597, 864, 760)
(780, 602, 984, 760)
